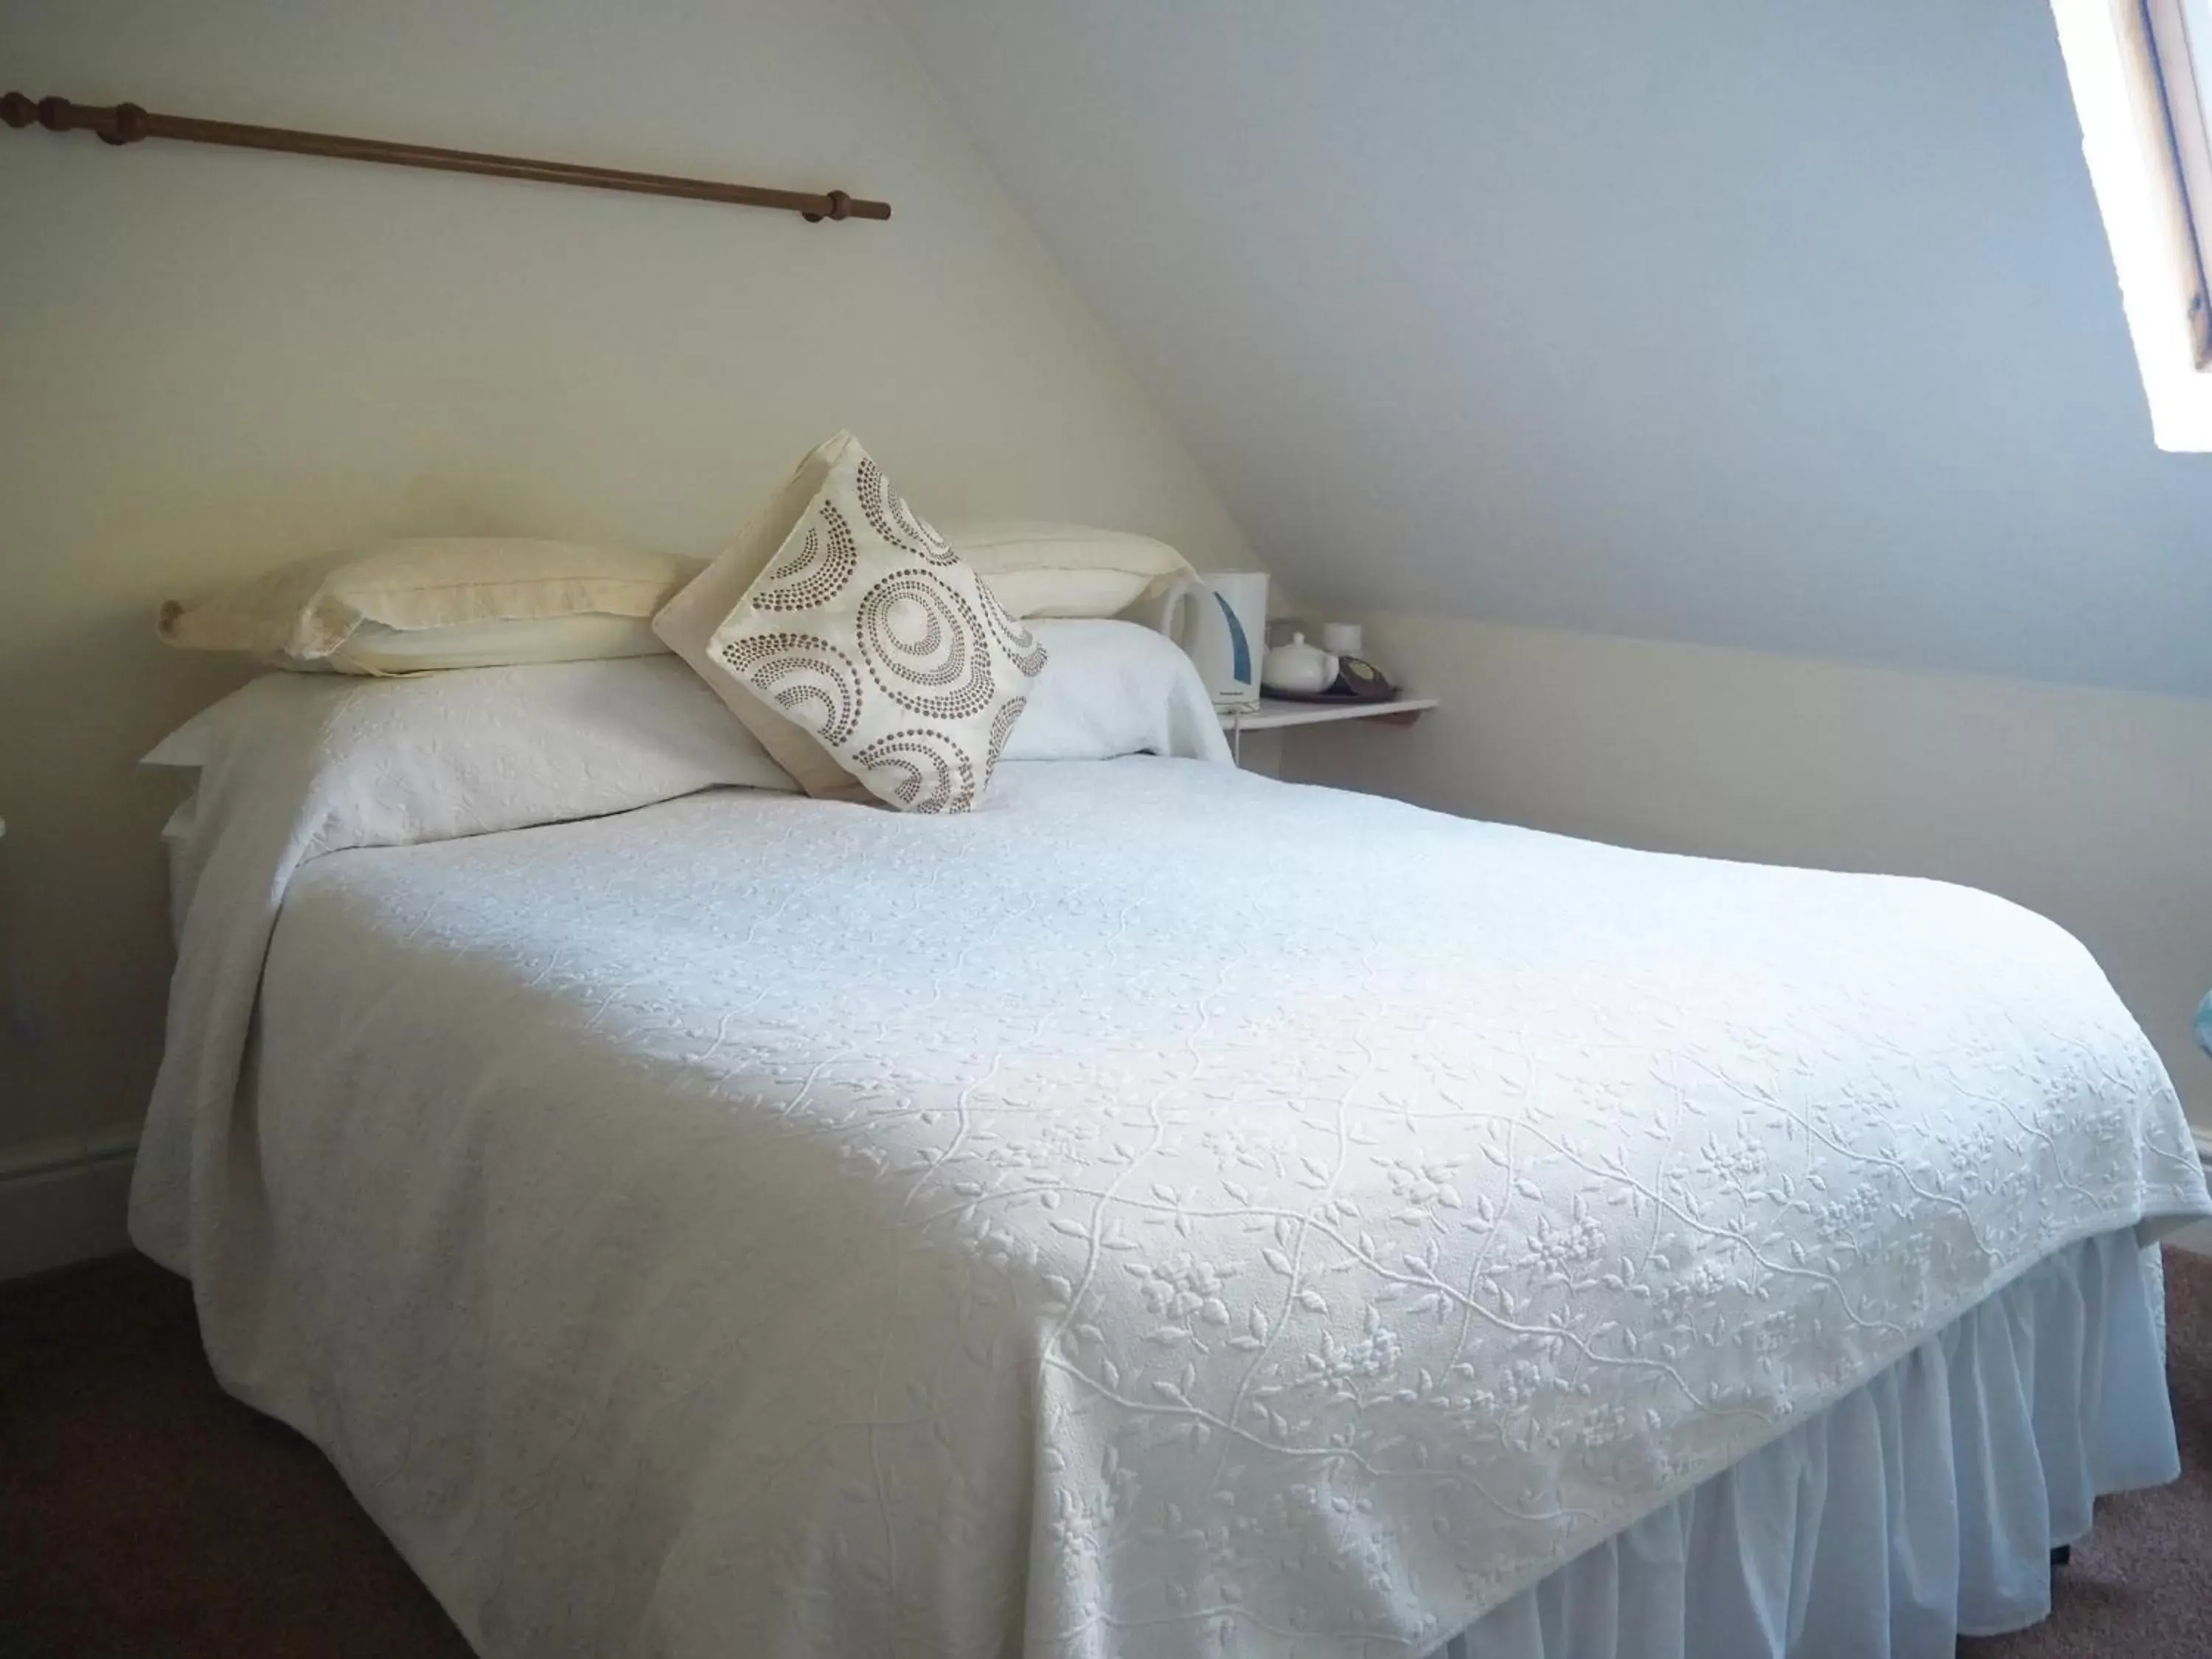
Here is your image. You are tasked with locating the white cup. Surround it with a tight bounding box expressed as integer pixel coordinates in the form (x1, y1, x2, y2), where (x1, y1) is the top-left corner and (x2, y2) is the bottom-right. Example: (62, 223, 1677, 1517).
(1318, 622, 1363, 656)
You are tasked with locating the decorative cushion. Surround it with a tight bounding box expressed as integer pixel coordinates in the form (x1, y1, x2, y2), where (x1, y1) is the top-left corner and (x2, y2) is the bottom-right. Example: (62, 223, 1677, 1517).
(696, 435, 1046, 813)
(653, 434, 871, 799)
(938, 521, 1198, 618)
(159, 539, 701, 669)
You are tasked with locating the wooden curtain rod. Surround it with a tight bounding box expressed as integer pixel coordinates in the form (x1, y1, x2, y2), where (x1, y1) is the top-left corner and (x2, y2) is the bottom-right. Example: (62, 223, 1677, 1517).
(0, 91, 890, 223)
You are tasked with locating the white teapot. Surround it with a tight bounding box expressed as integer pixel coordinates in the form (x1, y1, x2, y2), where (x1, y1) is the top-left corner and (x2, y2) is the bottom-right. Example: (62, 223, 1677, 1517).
(1261, 632, 1340, 695)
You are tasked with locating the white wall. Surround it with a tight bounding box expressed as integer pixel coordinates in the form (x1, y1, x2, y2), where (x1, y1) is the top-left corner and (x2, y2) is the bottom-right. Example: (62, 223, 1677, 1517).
(0, 0, 1253, 1162)
(887, 0, 2212, 700)
(1284, 613, 2212, 1127)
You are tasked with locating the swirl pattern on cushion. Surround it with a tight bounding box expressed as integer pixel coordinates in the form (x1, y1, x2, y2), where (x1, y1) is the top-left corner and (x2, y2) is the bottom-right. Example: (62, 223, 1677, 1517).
(857, 456, 958, 566)
(750, 504, 858, 613)
(704, 434, 1045, 813)
(984, 695, 1026, 776)
(717, 633, 863, 747)
(975, 580, 1048, 678)
(851, 727, 978, 813)
(856, 573, 997, 720)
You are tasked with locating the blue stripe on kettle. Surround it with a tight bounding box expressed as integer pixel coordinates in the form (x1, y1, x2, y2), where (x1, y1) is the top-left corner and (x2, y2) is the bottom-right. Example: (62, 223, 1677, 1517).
(1212, 590, 1251, 684)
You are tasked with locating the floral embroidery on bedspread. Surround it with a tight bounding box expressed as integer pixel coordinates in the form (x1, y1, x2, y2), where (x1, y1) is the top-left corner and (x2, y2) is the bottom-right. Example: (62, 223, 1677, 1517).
(239, 760, 2207, 1658)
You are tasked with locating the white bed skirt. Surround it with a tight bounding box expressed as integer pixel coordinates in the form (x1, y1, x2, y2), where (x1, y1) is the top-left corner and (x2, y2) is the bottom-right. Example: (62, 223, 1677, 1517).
(1429, 1228, 2176, 1659)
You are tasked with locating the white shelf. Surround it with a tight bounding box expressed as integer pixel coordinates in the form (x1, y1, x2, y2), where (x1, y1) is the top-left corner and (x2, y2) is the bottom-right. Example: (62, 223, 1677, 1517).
(1219, 697, 1437, 732)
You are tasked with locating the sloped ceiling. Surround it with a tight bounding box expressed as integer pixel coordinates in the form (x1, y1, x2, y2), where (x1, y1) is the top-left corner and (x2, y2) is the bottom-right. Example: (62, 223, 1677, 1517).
(886, 1, 2212, 697)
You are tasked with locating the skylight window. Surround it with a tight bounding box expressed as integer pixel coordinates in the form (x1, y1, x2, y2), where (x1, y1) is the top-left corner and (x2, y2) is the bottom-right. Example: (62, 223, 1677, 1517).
(2054, 0, 2212, 448)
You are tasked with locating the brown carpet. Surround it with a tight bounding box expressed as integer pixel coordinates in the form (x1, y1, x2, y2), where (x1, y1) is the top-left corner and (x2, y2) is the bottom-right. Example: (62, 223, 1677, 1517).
(1957, 1245, 2212, 1659)
(0, 1255, 472, 1659)
(2, 1251, 2208, 1658)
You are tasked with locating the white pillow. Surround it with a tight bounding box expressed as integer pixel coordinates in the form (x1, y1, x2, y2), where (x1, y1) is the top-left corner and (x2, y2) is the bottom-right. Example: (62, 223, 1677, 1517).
(143, 622, 1232, 779)
(939, 521, 1197, 618)
(1002, 621, 1234, 765)
(700, 436, 1048, 813)
(159, 539, 702, 669)
(140, 657, 796, 802)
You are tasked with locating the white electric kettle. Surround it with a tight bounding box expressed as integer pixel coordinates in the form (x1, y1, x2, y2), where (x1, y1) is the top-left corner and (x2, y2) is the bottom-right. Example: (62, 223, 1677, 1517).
(1150, 572, 1268, 710)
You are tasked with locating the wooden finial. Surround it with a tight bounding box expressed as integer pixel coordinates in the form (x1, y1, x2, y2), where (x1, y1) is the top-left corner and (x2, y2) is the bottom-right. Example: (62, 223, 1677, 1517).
(0, 91, 35, 130)
(102, 102, 149, 146)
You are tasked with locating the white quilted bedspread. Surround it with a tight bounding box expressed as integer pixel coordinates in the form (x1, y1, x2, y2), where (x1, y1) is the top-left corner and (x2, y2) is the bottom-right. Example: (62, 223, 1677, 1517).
(142, 750, 2208, 1657)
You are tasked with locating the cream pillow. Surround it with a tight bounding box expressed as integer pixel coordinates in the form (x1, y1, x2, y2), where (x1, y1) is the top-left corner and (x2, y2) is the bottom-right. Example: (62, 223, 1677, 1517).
(939, 521, 1197, 618)
(327, 615, 668, 675)
(159, 539, 702, 668)
(678, 434, 1047, 813)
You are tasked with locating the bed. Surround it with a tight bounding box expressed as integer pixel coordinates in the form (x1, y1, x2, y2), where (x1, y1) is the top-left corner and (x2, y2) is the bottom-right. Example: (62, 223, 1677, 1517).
(131, 651, 2212, 1658)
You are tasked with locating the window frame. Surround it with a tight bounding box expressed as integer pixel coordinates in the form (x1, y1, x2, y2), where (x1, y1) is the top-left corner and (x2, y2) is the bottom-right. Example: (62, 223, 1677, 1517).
(2053, 0, 2212, 448)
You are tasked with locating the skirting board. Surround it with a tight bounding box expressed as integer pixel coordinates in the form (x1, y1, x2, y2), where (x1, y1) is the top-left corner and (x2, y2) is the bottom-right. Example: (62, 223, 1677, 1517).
(0, 1129, 138, 1282)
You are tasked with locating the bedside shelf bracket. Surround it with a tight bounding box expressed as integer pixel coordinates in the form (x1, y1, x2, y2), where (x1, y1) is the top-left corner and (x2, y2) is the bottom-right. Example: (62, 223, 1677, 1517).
(1219, 697, 1437, 763)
